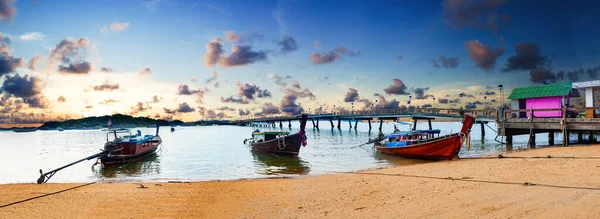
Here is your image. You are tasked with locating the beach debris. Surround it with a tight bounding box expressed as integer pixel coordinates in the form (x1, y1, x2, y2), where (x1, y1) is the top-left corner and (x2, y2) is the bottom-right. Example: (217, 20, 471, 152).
(138, 184, 148, 189)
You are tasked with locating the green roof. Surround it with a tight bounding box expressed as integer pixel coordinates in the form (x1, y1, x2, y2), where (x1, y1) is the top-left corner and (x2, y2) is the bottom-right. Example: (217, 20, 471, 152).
(508, 83, 573, 99)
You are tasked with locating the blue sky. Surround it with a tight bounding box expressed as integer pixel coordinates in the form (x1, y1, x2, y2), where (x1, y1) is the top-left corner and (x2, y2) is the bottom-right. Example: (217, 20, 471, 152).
(0, 0, 599, 125)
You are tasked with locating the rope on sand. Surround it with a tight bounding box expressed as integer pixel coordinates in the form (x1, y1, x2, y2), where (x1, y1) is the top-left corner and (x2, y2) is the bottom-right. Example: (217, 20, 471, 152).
(327, 171, 600, 191)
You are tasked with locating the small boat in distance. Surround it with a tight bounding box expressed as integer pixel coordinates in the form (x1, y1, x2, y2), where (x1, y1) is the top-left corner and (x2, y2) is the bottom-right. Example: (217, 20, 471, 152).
(14, 128, 37, 133)
(58, 127, 64, 132)
(244, 114, 308, 156)
(101, 126, 162, 166)
(374, 114, 476, 160)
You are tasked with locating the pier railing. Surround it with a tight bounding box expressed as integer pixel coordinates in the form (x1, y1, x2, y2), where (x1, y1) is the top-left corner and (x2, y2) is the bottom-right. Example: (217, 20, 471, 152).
(500, 107, 600, 120)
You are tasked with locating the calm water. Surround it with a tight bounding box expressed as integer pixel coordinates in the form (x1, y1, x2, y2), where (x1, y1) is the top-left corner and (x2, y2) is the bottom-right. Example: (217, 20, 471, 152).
(0, 121, 553, 184)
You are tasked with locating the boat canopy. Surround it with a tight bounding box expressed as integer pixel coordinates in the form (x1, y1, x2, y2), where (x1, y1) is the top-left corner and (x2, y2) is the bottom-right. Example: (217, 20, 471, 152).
(384, 129, 441, 138)
(252, 131, 289, 135)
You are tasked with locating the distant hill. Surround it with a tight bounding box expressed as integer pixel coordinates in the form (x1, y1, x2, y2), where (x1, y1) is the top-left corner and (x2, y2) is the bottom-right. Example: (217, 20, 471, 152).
(39, 114, 184, 130)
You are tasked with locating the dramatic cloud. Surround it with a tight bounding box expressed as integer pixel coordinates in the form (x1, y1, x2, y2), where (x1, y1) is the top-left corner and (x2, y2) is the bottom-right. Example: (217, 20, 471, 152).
(101, 21, 130, 33)
(220, 96, 249, 104)
(431, 56, 459, 68)
(1, 74, 43, 98)
(0, 0, 16, 20)
(465, 39, 504, 71)
(277, 35, 297, 53)
(459, 92, 475, 98)
(91, 81, 120, 92)
(396, 56, 403, 60)
(215, 106, 236, 111)
(0, 34, 25, 76)
(310, 45, 359, 65)
(58, 62, 93, 74)
(529, 68, 558, 84)
(204, 109, 226, 120)
(438, 98, 449, 104)
(384, 78, 409, 95)
(237, 82, 271, 100)
(27, 56, 42, 71)
(442, 0, 509, 33)
(100, 67, 113, 72)
(164, 102, 195, 114)
(376, 96, 400, 110)
(422, 104, 433, 108)
(269, 74, 291, 88)
(57, 96, 66, 103)
(344, 88, 359, 102)
(281, 88, 316, 114)
(139, 68, 152, 77)
(48, 37, 93, 74)
(205, 71, 218, 83)
(502, 42, 547, 72)
(410, 87, 432, 100)
(177, 84, 206, 103)
(238, 109, 251, 116)
(20, 32, 46, 41)
(99, 99, 119, 105)
(255, 102, 281, 116)
(150, 95, 161, 103)
(204, 38, 224, 67)
(220, 45, 268, 67)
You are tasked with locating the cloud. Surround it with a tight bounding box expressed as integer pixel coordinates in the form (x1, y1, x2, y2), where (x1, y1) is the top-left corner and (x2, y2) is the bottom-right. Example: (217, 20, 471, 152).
(280, 87, 315, 114)
(215, 106, 236, 111)
(220, 96, 250, 104)
(204, 109, 226, 120)
(442, 0, 509, 33)
(268, 73, 290, 88)
(0, 0, 16, 21)
(144, 0, 165, 11)
(465, 39, 504, 71)
(100, 67, 113, 72)
(99, 99, 120, 105)
(238, 109, 251, 116)
(376, 96, 400, 110)
(177, 84, 204, 95)
(310, 45, 359, 65)
(27, 56, 43, 71)
(310, 51, 339, 64)
(130, 102, 151, 115)
(431, 56, 459, 68)
(291, 81, 300, 89)
(396, 56, 403, 60)
(57, 96, 66, 103)
(410, 87, 432, 100)
(100, 22, 130, 33)
(164, 102, 195, 114)
(189, 77, 196, 82)
(91, 81, 120, 92)
(139, 68, 152, 77)
(438, 98, 449, 104)
(23, 96, 49, 109)
(224, 30, 263, 44)
(150, 95, 161, 103)
(1, 74, 43, 98)
(205, 71, 218, 83)
(313, 40, 320, 48)
(220, 45, 268, 67)
(459, 92, 475, 98)
(384, 78, 409, 95)
(373, 93, 381, 97)
(502, 42, 547, 72)
(48, 37, 93, 74)
(529, 68, 557, 84)
(204, 38, 224, 67)
(85, 105, 94, 109)
(422, 104, 433, 108)
(237, 82, 271, 100)
(483, 91, 496, 95)
(277, 35, 297, 53)
(58, 61, 93, 74)
(255, 102, 281, 116)
(0, 35, 25, 76)
(344, 88, 359, 102)
(20, 32, 46, 41)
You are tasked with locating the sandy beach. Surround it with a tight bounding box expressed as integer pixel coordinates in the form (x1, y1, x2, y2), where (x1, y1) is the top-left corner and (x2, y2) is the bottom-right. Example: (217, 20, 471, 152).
(2, 145, 600, 218)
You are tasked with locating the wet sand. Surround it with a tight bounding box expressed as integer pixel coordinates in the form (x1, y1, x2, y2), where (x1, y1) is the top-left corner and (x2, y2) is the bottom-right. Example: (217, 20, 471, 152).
(2, 146, 600, 218)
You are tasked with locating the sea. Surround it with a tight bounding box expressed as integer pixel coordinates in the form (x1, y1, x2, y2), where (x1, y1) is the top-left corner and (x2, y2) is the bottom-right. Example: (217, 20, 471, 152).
(0, 121, 559, 184)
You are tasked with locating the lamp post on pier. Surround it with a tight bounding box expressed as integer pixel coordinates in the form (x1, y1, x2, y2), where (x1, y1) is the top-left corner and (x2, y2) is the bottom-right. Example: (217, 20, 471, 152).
(498, 84, 504, 108)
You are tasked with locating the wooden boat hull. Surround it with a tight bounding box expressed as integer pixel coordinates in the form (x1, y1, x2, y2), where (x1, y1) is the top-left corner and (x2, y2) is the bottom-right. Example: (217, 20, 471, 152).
(101, 136, 162, 166)
(376, 134, 462, 160)
(251, 133, 303, 156)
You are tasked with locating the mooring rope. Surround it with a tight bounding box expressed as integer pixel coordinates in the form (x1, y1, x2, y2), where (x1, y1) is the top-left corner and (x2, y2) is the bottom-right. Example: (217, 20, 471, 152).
(327, 171, 600, 191)
(0, 179, 105, 209)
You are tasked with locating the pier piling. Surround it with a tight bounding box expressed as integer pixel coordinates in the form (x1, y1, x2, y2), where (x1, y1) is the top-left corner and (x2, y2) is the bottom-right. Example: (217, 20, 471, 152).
(368, 120, 372, 130)
(578, 131, 583, 144)
(548, 131, 554, 146)
(329, 118, 334, 129)
(480, 122, 485, 137)
(354, 120, 358, 130)
(311, 119, 316, 129)
(589, 131, 596, 143)
(316, 119, 319, 130)
(528, 133, 536, 148)
(348, 120, 352, 129)
(506, 135, 513, 146)
(288, 120, 291, 128)
(379, 119, 383, 133)
(279, 121, 282, 128)
(337, 119, 341, 130)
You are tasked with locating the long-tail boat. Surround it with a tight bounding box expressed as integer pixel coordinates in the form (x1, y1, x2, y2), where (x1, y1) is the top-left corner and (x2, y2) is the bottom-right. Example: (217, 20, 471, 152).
(100, 127, 162, 166)
(374, 114, 475, 160)
(244, 114, 308, 156)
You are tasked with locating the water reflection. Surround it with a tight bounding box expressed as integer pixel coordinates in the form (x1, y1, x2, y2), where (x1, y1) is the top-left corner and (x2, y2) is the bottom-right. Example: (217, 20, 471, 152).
(95, 153, 161, 178)
(251, 151, 310, 175)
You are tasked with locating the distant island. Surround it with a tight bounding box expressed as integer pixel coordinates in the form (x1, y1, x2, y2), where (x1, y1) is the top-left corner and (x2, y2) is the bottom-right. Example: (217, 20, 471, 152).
(0, 114, 239, 131)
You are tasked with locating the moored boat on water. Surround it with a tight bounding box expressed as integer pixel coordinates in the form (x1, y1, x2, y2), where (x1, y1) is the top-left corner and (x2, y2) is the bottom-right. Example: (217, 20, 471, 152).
(374, 114, 476, 160)
(100, 127, 162, 166)
(244, 114, 308, 156)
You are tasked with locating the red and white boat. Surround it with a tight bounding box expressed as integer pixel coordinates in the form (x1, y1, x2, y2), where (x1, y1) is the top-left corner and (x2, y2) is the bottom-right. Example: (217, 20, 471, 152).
(374, 114, 476, 160)
(101, 127, 162, 166)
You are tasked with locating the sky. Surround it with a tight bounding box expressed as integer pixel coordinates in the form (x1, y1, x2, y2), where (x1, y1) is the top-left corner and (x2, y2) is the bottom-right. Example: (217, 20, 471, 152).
(0, 0, 599, 127)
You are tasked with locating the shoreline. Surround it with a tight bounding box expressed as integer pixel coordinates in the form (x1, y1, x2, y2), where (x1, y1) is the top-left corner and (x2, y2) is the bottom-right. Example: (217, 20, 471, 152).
(2, 145, 600, 218)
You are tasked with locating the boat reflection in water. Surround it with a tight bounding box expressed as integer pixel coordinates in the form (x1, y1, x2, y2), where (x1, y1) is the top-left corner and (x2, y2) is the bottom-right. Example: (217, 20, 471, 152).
(251, 151, 310, 175)
(373, 151, 432, 166)
(95, 153, 161, 179)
